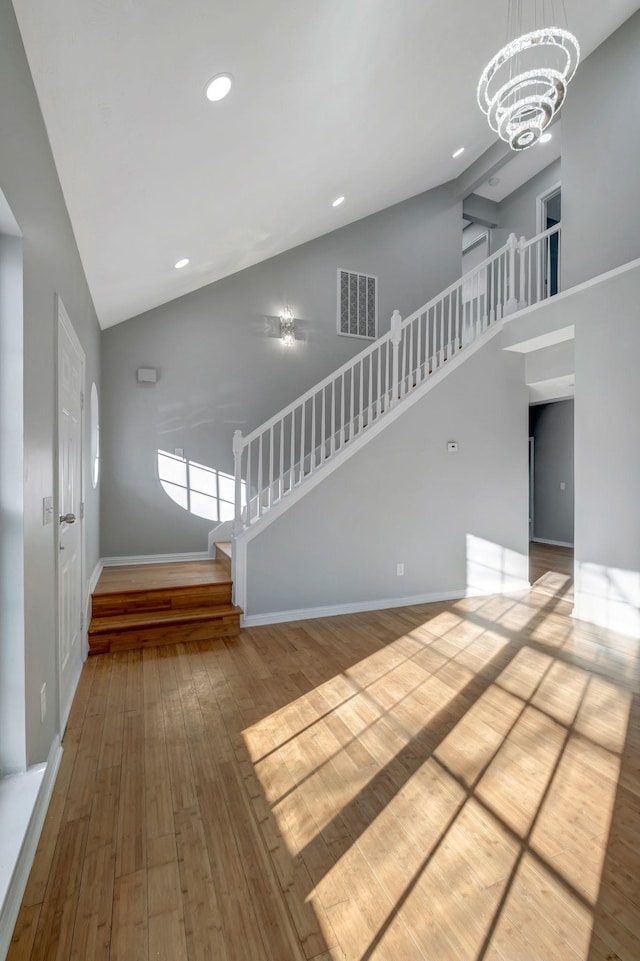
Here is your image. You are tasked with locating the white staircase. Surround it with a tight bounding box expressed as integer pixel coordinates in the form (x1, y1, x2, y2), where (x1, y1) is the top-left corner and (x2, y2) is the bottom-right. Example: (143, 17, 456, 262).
(209, 225, 561, 562)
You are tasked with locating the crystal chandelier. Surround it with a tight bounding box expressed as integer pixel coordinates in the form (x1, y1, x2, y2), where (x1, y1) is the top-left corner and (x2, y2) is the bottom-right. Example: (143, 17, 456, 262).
(477, 2, 580, 152)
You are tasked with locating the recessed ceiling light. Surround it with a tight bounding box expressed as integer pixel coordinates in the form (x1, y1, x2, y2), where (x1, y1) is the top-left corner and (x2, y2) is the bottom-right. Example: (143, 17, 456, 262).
(539, 132, 552, 143)
(488, 176, 500, 186)
(174, 258, 190, 269)
(452, 147, 465, 158)
(205, 73, 232, 102)
(332, 196, 345, 207)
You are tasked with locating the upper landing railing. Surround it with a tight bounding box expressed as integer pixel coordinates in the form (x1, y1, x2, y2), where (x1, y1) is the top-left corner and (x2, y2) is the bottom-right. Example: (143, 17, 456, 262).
(232, 224, 561, 531)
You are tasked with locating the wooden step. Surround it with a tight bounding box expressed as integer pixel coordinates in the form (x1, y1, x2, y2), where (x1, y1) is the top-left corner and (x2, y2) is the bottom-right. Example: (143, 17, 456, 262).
(88, 604, 242, 654)
(92, 581, 232, 617)
(88, 559, 242, 655)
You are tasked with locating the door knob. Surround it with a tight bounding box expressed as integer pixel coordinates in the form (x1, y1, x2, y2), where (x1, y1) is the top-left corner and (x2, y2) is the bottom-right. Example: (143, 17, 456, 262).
(59, 513, 76, 524)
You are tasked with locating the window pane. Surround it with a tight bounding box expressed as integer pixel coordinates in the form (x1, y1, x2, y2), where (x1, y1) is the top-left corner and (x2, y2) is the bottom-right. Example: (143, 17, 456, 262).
(158, 450, 187, 487)
(190, 463, 217, 495)
(160, 480, 188, 509)
(218, 471, 235, 502)
(190, 490, 218, 521)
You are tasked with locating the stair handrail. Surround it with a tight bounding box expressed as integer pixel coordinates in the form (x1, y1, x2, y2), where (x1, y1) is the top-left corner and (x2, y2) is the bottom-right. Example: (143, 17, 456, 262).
(241, 235, 517, 447)
(231, 224, 561, 532)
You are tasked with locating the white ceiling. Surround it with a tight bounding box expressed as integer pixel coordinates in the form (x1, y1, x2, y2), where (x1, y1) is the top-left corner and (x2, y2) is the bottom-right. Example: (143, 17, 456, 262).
(12, 0, 640, 328)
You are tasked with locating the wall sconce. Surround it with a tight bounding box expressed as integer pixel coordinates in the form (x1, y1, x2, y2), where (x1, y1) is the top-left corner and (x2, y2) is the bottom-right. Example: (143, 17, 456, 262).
(280, 306, 295, 346)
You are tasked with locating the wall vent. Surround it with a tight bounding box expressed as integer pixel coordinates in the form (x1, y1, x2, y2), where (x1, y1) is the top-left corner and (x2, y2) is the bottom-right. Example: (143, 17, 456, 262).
(337, 269, 377, 339)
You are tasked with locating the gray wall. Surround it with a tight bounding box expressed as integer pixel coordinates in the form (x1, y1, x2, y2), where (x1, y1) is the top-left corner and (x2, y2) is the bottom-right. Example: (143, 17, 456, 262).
(101, 185, 462, 557)
(490, 159, 561, 253)
(529, 400, 574, 546)
(573, 264, 640, 636)
(246, 334, 529, 615)
(562, 9, 640, 287)
(0, 0, 101, 766)
(0, 234, 25, 775)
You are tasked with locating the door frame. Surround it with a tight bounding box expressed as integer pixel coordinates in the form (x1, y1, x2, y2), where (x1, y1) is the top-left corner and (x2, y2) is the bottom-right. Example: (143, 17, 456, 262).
(56, 295, 86, 733)
(536, 182, 562, 235)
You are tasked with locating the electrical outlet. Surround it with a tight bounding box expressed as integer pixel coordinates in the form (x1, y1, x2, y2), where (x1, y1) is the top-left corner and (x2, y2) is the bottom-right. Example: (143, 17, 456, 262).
(396, 563, 405, 576)
(40, 683, 47, 722)
(42, 496, 54, 525)
(560, 481, 566, 490)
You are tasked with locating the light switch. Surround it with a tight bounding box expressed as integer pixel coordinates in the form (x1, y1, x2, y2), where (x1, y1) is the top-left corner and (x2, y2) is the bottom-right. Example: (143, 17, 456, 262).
(447, 441, 459, 453)
(43, 496, 54, 525)
(560, 482, 566, 490)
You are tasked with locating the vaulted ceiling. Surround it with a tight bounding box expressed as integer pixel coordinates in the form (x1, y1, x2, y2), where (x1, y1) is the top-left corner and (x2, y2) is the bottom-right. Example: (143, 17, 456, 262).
(12, 0, 639, 328)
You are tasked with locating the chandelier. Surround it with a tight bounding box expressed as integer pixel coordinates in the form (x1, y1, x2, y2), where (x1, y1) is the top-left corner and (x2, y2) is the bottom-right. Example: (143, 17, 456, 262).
(477, 3, 580, 152)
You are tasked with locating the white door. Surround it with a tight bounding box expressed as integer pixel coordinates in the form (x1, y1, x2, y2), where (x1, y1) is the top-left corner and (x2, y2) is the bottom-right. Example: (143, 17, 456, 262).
(58, 300, 84, 731)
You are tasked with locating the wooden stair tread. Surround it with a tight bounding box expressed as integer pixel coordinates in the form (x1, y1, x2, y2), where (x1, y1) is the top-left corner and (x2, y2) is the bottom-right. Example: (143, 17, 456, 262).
(95, 559, 231, 594)
(89, 604, 242, 634)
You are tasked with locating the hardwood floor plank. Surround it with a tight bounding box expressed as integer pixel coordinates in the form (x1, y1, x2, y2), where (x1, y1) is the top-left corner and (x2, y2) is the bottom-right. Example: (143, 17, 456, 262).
(6, 905, 41, 961)
(110, 869, 148, 961)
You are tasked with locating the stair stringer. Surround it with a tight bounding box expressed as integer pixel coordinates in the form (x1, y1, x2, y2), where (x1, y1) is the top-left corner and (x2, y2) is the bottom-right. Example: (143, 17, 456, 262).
(232, 318, 505, 615)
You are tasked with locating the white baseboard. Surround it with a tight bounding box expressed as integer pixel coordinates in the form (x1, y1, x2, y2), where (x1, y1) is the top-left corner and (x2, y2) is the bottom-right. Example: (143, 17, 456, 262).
(241, 581, 531, 627)
(532, 538, 574, 548)
(572, 595, 640, 640)
(0, 737, 63, 960)
(87, 560, 103, 594)
(100, 551, 209, 567)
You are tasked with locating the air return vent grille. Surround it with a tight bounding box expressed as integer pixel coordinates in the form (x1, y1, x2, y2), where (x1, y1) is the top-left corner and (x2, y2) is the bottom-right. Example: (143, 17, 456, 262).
(337, 269, 377, 339)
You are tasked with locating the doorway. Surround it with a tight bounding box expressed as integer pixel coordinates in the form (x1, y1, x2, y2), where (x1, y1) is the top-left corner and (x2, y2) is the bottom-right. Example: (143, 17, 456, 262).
(57, 298, 85, 732)
(537, 184, 561, 297)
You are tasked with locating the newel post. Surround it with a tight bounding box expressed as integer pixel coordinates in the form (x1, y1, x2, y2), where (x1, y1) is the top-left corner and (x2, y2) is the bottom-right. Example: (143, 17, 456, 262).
(389, 310, 402, 407)
(233, 429, 244, 535)
(504, 232, 519, 316)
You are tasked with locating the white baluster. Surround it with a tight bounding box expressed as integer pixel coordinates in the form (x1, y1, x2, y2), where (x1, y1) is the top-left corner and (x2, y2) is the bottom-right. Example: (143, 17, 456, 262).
(504, 233, 518, 315)
(268, 425, 274, 506)
(310, 394, 316, 473)
(517, 236, 526, 310)
(278, 419, 284, 500)
(389, 310, 402, 407)
(331, 380, 336, 454)
(321, 387, 326, 459)
(233, 429, 244, 534)
(300, 400, 306, 477)
(257, 434, 264, 513)
(557, 226, 561, 293)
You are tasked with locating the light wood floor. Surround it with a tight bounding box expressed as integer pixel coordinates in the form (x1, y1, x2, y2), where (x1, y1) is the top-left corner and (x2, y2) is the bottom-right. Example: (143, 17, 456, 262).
(9, 558, 640, 961)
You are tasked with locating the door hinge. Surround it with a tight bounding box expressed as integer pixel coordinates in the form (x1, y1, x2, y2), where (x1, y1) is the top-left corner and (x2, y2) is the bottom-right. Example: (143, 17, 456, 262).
(80, 391, 85, 410)
(80, 501, 85, 519)
(80, 612, 84, 631)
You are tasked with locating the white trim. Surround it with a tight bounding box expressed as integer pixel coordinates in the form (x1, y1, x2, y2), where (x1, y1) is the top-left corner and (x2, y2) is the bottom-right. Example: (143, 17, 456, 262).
(100, 551, 209, 567)
(503, 254, 640, 336)
(88, 559, 103, 595)
(0, 737, 63, 960)
(83, 560, 104, 660)
(241, 581, 532, 627)
(536, 181, 562, 236)
(532, 537, 574, 548)
(572, 598, 640, 640)
(56, 296, 86, 738)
